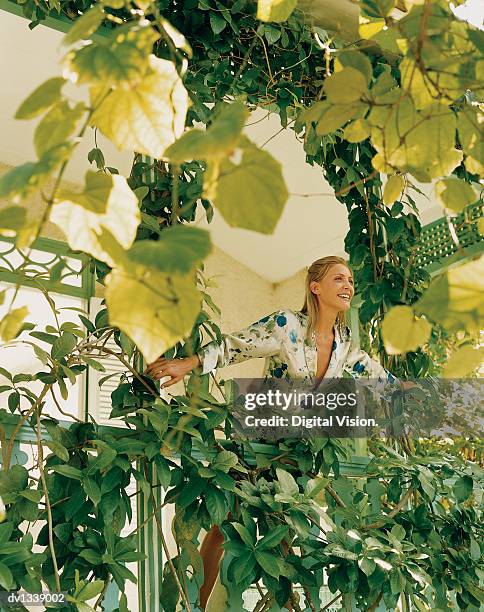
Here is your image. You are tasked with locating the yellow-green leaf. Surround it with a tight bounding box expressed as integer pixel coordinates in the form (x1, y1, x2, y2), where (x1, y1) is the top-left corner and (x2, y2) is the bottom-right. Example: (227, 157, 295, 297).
(128, 226, 211, 274)
(443, 346, 483, 378)
(361, 0, 395, 18)
(317, 104, 366, 136)
(335, 50, 373, 85)
(257, 0, 297, 23)
(0, 496, 5, 523)
(105, 267, 201, 363)
(383, 174, 405, 205)
(34, 101, 85, 158)
(50, 173, 140, 265)
(91, 56, 188, 158)
(63, 4, 104, 46)
(0, 144, 74, 202)
(0, 207, 27, 236)
(435, 178, 477, 213)
(382, 305, 431, 354)
(415, 257, 484, 333)
(343, 119, 370, 143)
(0, 307, 29, 342)
(207, 137, 288, 234)
(165, 101, 249, 163)
(65, 23, 159, 86)
(478, 217, 484, 236)
(458, 106, 483, 176)
(15, 77, 65, 120)
(359, 18, 385, 40)
(324, 68, 368, 104)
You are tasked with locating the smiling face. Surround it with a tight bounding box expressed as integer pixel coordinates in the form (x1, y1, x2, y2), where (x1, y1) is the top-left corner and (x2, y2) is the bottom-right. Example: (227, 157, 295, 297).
(309, 263, 354, 313)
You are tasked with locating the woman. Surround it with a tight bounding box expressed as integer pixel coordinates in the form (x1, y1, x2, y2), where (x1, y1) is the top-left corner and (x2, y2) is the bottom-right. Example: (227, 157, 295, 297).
(146, 256, 396, 388)
(146, 256, 398, 609)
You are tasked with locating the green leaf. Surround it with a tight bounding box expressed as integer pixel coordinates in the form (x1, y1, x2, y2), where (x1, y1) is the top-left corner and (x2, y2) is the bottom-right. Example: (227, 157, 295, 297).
(80, 356, 106, 372)
(204, 487, 227, 524)
(51, 332, 77, 359)
(458, 106, 483, 176)
(415, 257, 484, 334)
(0, 561, 14, 590)
(233, 522, 254, 547)
(453, 475, 473, 503)
(435, 178, 477, 213)
(63, 5, 104, 46)
(91, 55, 188, 158)
(343, 119, 371, 143)
(50, 465, 82, 480)
(82, 477, 102, 505)
(165, 100, 248, 163)
(361, 0, 395, 19)
(76, 579, 105, 602)
(105, 266, 201, 363)
(211, 450, 239, 473)
(127, 226, 211, 275)
(34, 101, 85, 158)
(383, 174, 405, 205)
(256, 525, 287, 550)
(324, 68, 368, 104)
(0, 143, 75, 202)
(45, 440, 69, 462)
(15, 77, 65, 120)
(209, 12, 227, 34)
(0, 307, 29, 342)
(382, 305, 431, 354)
(255, 549, 281, 577)
(0, 207, 27, 235)
(206, 136, 288, 234)
(65, 23, 159, 86)
(257, 0, 297, 23)
(335, 50, 373, 84)
(276, 468, 299, 496)
(443, 346, 483, 378)
(51, 172, 140, 266)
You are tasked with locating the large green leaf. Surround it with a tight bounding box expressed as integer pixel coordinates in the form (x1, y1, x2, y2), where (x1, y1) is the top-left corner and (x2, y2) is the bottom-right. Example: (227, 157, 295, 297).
(65, 23, 159, 86)
(63, 4, 105, 46)
(257, 0, 297, 23)
(324, 68, 368, 104)
(206, 136, 288, 234)
(105, 266, 201, 363)
(453, 475, 473, 503)
(0, 144, 74, 202)
(91, 55, 188, 158)
(335, 50, 373, 85)
(127, 226, 211, 274)
(443, 346, 483, 378)
(382, 305, 431, 354)
(434, 177, 478, 213)
(165, 100, 248, 163)
(34, 101, 85, 158)
(458, 106, 483, 175)
(204, 487, 227, 525)
(15, 77, 65, 120)
(415, 257, 484, 333)
(50, 172, 140, 265)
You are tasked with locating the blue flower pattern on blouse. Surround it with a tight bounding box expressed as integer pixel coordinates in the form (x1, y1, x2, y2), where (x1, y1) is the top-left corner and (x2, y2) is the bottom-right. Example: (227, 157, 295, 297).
(197, 309, 398, 387)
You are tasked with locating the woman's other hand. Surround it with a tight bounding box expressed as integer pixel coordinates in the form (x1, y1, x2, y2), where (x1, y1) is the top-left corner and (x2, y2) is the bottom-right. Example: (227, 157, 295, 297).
(145, 355, 200, 388)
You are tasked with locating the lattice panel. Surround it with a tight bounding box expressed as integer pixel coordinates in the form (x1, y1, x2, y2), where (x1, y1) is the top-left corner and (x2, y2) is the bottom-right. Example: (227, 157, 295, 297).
(0, 236, 93, 298)
(415, 202, 483, 270)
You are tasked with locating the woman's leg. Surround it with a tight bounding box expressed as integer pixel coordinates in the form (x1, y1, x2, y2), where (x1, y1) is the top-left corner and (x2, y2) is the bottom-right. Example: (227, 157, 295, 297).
(199, 525, 225, 609)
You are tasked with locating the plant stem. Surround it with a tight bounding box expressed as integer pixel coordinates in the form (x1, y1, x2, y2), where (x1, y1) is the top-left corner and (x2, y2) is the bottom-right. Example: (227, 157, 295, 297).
(143, 460, 191, 611)
(36, 408, 61, 592)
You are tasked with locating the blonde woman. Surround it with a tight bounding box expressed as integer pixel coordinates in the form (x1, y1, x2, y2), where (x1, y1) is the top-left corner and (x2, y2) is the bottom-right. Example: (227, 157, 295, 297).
(146, 256, 400, 609)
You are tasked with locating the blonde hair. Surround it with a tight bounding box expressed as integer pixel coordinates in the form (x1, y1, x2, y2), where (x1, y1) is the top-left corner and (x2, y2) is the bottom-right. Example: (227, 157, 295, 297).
(301, 256, 350, 342)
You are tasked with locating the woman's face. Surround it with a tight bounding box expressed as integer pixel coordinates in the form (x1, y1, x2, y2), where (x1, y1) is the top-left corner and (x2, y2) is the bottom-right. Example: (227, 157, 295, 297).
(310, 264, 354, 312)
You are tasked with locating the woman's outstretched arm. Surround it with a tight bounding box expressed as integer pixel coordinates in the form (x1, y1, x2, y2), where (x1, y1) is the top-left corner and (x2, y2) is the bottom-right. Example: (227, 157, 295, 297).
(146, 311, 285, 388)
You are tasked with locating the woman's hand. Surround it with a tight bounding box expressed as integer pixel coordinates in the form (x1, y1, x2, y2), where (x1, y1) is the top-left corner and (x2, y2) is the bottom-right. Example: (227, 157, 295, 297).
(145, 355, 200, 388)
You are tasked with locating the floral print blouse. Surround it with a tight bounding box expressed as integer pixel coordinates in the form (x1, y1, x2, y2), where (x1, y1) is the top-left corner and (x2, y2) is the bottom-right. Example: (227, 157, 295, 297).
(197, 309, 396, 384)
